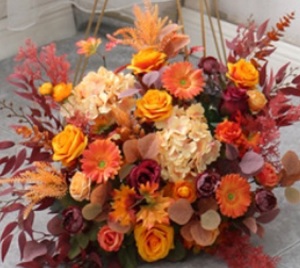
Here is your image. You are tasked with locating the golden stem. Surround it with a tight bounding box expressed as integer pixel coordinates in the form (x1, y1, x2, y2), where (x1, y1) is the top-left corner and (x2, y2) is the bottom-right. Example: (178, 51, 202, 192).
(73, 0, 100, 85)
(176, 0, 189, 60)
(199, 0, 206, 57)
(213, 0, 227, 62)
(204, 0, 222, 62)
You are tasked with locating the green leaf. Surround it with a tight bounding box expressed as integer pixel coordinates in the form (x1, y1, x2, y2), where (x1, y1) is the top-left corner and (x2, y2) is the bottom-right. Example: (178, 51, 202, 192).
(76, 233, 90, 249)
(82, 203, 102, 220)
(118, 245, 138, 268)
(167, 238, 187, 262)
(68, 237, 81, 260)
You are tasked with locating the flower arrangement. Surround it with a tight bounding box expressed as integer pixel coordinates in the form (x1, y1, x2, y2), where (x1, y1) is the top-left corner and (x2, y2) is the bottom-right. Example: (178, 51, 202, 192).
(1, 1, 300, 267)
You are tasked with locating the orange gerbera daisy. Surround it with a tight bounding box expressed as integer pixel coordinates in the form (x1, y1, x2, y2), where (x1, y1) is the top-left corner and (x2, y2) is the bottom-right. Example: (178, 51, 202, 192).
(216, 174, 251, 218)
(81, 139, 122, 183)
(162, 62, 205, 100)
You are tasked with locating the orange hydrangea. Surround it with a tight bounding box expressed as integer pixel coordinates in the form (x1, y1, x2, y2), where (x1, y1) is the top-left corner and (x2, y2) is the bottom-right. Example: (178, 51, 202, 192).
(162, 62, 205, 100)
(216, 174, 251, 218)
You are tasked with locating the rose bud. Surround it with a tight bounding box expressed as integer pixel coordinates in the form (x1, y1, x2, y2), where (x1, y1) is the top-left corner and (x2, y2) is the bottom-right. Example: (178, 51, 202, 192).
(255, 189, 277, 212)
(198, 56, 220, 75)
(219, 86, 249, 116)
(127, 159, 161, 190)
(196, 172, 220, 197)
(62, 206, 84, 234)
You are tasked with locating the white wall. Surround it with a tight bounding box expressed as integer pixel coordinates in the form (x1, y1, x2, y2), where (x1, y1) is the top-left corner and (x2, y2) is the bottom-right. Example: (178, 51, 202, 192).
(184, 0, 300, 47)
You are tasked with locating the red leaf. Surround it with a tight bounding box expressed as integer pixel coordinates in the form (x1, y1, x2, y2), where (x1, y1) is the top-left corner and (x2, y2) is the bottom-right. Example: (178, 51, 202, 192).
(23, 212, 34, 238)
(239, 151, 264, 176)
(0, 155, 16, 176)
(1, 234, 13, 262)
(47, 216, 64, 236)
(23, 241, 47, 261)
(0, 222, 18, 241)
(17, 261, 42, 268)
(280, 87, 300, 96)
(256, 208, 280, 223)
(292, 74, 300, 84)
(18, 232, 27, 259)
(14, 91, 34, 101)
(0, 187, 15, 197)
(12, 149, 27, 173)
(1, 203, 24, 213)
(0, 141, 15, 150)
(275, 62, 290, 84)
(259, 62, 267, 87)
(257, 19, 269, 40)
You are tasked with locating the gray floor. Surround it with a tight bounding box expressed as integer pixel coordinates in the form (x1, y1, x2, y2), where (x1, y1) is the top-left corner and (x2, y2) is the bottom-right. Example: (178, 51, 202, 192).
(1, 16, 300, 268)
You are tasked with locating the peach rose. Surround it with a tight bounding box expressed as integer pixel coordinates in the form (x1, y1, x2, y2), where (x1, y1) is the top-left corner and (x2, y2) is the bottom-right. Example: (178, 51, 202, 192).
(52, 124, 88, 166)
(69, 172, 91, 201)
(255, 162, 279, 188)
(52, 82, 72, 102)
(127, 48, 167, 74)
(134, 223, 174, 262)
(247, 89, 267, 113)
(227, 59, 259, 88)
(135, 89, 173, 122)
(97, 225, 124, 252)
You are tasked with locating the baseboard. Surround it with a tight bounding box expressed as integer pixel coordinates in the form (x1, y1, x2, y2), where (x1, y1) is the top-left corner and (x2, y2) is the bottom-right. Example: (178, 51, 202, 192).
(0, 4, 76, 61)
(182, 7, 300, 71)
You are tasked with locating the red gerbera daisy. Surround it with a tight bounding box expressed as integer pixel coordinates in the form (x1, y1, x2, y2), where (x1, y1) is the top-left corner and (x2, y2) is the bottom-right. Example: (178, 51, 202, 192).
(162, 62, 205, 100)
(81, 139, 122, 183)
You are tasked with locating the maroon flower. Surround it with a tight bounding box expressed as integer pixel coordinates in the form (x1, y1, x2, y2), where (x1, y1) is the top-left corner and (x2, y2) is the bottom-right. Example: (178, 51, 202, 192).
(62, 206, 84, 233)
(220, 86, 249, 116)
(196, 172, 220, 197)
(255, 189, 277, 212)
(127, 159, 161, 190)
(198, 56, 220, 75)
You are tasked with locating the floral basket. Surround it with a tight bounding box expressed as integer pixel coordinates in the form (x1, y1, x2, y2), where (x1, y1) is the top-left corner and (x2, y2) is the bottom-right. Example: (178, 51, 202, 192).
(1, 1, 300, 267)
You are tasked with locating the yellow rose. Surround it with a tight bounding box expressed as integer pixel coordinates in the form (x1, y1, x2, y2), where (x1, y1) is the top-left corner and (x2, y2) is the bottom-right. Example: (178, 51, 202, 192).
(52, 124, 88, 166)
(134, 223, 174, 262)
(127, 48, 167, 74)
(247, 89, 267, 113)
(135, 89, 172, 122)
(227, 59, 259, 88)
(39, 82, 53, 95)
(69, 172, 91, 201)
(52, 82, 72, 102)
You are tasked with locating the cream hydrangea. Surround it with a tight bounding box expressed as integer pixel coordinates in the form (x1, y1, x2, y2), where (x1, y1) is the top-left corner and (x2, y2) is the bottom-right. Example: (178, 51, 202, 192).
(157, 103, 220, 182)
(61, 66, 135, 120)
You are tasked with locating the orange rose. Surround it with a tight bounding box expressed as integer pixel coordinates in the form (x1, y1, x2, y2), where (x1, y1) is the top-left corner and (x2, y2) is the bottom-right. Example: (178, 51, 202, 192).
(127, 48, 167, 74)
(172, 180, 197, 203)
(134, 223, 174, 262)
(247, 89, 267, 113)
(52, 82, 72, 102)
(255, 162, 279, 188)
(52, 124, 88, 166)
(215, 119, 242, 144)
(97, 225, 124, 252)
(227, 59, 259, 88)
(135, 89, 173, 122)
(69, 172, 91, 201)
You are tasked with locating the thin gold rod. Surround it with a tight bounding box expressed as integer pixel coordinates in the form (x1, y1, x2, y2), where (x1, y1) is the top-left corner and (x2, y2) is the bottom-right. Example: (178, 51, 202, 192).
(213, 0, 226, 62)
(73, 0, 100, 85)
(176, 0, 189, 60)
(199, 0, 206, 57)
(204, 0, 222, 62)
(78, 0, 109, 82)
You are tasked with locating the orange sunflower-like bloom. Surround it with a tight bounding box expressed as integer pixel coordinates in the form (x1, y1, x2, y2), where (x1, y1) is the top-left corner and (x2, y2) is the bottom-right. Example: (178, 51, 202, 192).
(216, 174, 251, 218)
(109, 185, 137, 227)
(81, 139, 122, 183)
(162, 62, 205, 100)
(76, 37, 101, 57)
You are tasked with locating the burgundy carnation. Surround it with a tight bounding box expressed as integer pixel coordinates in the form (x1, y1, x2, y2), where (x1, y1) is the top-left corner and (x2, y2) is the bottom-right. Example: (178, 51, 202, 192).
(127, 159, 161, 190)
(198, 56, 221, 75)
(62, 206, 84, 234)
(255, 189, 277, 212)
(196, 172, 220, 197)
(220, 86, 249, 116)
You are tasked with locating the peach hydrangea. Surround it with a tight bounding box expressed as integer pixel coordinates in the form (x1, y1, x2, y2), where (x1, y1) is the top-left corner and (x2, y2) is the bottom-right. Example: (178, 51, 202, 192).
(156, 103, 221, 182)
(61, 66, 135, 120)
